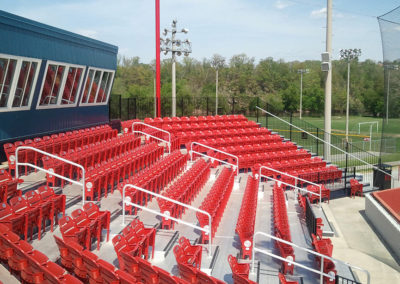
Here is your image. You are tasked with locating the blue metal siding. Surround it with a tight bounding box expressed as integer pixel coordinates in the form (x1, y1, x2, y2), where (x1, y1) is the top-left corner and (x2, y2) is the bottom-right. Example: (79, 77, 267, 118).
(0, 105, 109, 142)
(0, 10, 118, 70)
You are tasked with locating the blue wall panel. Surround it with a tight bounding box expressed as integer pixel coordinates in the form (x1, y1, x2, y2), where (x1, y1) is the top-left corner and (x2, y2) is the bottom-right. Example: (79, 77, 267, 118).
(0, 106, 109, 142)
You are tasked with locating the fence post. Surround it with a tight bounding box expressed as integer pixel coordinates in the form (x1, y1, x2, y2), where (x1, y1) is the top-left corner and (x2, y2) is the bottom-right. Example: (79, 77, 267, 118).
(133, 98, 137, 119)
(257, 97, 259, 123)
(265, 103, 269, 128)
(316, 128, 319, 156)
(289, 112, 293, 141)
(181, 97, 184, 117)
(206, 97, 209, 116)
(232, 97, 235, 114)
(345, 142, 349, 195)
(119, 95, 122, 119)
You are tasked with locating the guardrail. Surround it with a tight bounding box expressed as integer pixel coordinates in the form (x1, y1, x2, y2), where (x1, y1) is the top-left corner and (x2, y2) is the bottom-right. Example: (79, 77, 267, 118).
(251, 231, 370, 284)
(122, 184, 213, 257)
(256, 106, 395, 181)
(15, 146, 86, 204)
(132, 122, 171, 154)
(258, 165, 322, 207)
(189, 142, 239, 176)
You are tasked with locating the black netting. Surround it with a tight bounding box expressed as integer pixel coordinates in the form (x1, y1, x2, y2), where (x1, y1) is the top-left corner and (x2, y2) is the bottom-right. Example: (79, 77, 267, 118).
(378, 8, 400, 164)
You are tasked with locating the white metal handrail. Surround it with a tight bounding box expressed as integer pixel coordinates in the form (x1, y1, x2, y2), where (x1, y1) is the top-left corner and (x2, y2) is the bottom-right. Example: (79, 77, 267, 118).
(189, 142, 239, 175)
(122, 184, 213, 257)
(257, 106, 395, 180)
(132, 122, 171, 154)
(251, 231, 370, 284)
(259, 165, 322, 207)
(15, 146, 86, 204)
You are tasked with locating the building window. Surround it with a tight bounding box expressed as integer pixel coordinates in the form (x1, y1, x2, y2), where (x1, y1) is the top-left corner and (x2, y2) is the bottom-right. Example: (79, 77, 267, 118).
(37, 61, 84, 109)
(0, 54, 41, 112)
(80, 67, 114, 106)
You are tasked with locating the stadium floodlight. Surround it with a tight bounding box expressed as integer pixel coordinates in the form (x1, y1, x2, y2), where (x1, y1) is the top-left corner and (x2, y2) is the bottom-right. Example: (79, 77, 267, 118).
(163, 28, 168, 36)
(321, 52, 330, 72)
(297, 69, 310, 119)
(160, 19, 192, 117)
(340, 48, 362, 142)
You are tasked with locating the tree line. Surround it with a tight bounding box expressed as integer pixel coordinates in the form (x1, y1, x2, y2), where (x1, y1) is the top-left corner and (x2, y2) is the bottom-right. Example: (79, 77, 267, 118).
(111, 54, 385, 117)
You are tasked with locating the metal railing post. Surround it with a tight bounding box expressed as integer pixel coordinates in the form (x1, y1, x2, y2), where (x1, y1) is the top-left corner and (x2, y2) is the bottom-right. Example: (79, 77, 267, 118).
(15, 146, 86, 205)
(251, 231, 370, 284)
(122, 184, 213, 257)
(190, 142, 239, 176)
(132, 122, 172, 154)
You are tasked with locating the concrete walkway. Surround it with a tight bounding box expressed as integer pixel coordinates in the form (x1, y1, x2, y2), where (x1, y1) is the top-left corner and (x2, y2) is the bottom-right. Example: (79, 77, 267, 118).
(322, 197, 400, 283)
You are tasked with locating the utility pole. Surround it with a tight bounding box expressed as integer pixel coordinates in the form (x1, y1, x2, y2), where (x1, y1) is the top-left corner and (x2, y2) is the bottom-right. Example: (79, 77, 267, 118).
(324, 0, 332, 160)
(298, 69, 309, 119)
(340, 48, 362, 142)
(155, 0, 161, 117)
(160, 20, 191, 117)
(211, 54, 225, 115)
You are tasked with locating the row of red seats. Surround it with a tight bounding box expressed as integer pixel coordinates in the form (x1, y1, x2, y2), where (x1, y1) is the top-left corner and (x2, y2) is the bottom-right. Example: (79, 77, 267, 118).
(278, 273, 299, 284)
(43, 134, 141, 187)
(4, 124, 117, 175)
(311, 234, 336, 284)
(238, 149, 311, 171)
(195, 134, 281, 148)
(144, 114, 248, 128)
(174, 237, 224, 283)
(227, 254, 256, 284)
(235, 175, 259, 259)
(115, 249, 189, 283)
(197, 167, 235, 243)
(306, 184, 331, 204)
(349, 179, 363, 198)
(119, 150, 188, 214)
(0, 185, 65, 241)
(296, 166, 342, 185)
(297, 195, 324, 239)
(0, 224, 82, 283)
(158, 158, 211, 229)
(84, 142, 164, 201)
(178, 128, 270, 144)
(59, 202, 110, 251)
(273, 183, 295, 275)
(54, 235, 140, 283)
(218, 141, 297, 157)
(162, 120, 259, 135)
(113, 218, 156, 261)
(0, 169, 22, 203)
(121, 119, 142, 133)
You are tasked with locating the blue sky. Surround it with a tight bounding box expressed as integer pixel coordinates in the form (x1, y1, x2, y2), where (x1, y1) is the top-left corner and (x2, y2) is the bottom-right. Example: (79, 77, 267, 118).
(1, 0, 398, 63)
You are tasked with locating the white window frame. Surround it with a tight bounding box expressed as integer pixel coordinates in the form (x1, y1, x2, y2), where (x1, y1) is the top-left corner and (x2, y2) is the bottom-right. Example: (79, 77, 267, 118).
(79, 67, 115, 106)
(36, 60, 85, 109)
(0, 53, 41, 112)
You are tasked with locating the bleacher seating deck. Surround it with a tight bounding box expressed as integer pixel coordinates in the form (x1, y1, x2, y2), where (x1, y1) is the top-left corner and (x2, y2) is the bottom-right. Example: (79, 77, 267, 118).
(0, 114, 363, 284)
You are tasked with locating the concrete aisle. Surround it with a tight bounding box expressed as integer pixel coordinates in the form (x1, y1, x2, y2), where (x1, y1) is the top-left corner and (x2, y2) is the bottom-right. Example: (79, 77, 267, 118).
(322, 197, 400, 283)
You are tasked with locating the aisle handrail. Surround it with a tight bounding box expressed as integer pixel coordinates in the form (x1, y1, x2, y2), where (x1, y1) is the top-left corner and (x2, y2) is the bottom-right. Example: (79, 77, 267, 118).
(190, 142, 239, 175)
(122, 184, 213, 257)
(15, 146, 86, 204)
(132, 122, 171, 153)
(259, 165, 322, 207)
(251, 231, 370, 284)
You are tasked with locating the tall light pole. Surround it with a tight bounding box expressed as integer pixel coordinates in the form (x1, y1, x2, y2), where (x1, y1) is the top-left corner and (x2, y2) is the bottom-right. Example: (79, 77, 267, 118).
(155, 0, 161, 117)
(384, 64, 398, 124)
(211, 54, 225, 115)
(297, 69, 309, 119)
(323, 0, 332, 160)
(160, 19, 192, 117)
(340, 48, 361, 142)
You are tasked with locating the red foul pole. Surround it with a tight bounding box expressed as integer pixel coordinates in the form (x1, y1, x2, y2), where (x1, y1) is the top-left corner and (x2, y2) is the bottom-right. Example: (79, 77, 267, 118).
(155, 0, 161, 117)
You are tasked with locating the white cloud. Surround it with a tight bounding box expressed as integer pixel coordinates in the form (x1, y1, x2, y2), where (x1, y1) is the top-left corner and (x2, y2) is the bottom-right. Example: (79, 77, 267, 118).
(311, 7, 326, 18)
(275, 0, 292, 10)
